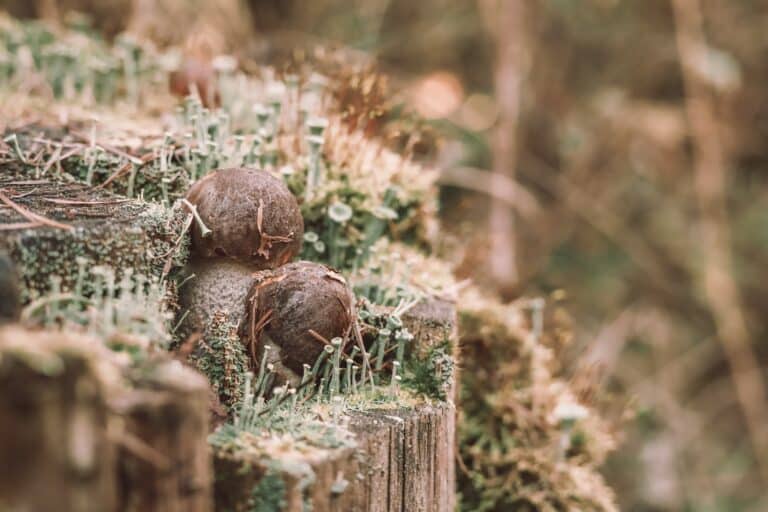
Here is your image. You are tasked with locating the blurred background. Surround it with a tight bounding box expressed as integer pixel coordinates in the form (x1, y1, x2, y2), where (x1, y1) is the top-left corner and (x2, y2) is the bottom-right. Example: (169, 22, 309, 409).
(4, 0, 768, 510)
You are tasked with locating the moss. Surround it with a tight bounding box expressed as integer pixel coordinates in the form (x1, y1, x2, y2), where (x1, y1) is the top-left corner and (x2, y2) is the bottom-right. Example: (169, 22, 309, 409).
(0, 173, 188, 302)
(402, 340, 454, 401)
(456, 288, 618, 511)
(190, 312, 251, 414)
(248, 466, 287, 512)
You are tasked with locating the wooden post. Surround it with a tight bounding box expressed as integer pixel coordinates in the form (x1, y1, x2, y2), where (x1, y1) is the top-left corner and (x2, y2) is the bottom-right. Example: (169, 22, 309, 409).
(213, 404, 455, 512)
(0, 327, 117, 511)
(111, 360, 213, 512)
(211, 299, 458, 511)
(0, 172, 186, 302)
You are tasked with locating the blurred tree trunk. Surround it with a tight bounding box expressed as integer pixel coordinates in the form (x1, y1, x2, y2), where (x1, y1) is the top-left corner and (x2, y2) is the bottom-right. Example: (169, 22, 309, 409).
(481, 0, 530, 298)
(671, 0, 768, 484)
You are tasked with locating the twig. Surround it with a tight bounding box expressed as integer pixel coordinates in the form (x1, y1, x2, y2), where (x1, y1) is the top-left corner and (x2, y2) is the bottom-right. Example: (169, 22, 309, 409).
(3, 180, 49, 185)
(95, 161, 132, 189)
(438, 166, 539, 217)
(40, 197, 133, 206)
(96, 152, 154, 190)
(43, 146, 81, 175)
(308, 329, 332, 346)
(10, 188, 39, 199)
(70, 130, 143, 165)
(479, 0, 531, 294)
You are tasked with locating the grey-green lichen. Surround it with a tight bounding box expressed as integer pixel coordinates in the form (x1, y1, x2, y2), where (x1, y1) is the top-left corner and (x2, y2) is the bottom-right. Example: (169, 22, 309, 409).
(248, 466, 287, 512)
(190, 312, 251, 414)
(402, 340, 454, 401)
(0, 196, 188, 304)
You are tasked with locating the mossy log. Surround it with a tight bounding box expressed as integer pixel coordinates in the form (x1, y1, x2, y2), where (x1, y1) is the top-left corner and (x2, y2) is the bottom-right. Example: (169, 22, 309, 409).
(0, 326, 117, 511)
(211, 300, 458, 512)
(111, 360, 213, 512)
(0, 172, 187, 301)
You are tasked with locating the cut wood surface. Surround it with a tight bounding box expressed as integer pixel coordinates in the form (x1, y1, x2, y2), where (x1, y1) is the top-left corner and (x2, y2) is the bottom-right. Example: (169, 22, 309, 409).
(0, 170, 184, 300)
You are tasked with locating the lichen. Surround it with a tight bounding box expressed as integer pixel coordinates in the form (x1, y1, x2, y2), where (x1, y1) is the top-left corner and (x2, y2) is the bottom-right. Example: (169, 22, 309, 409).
(190, 312, 251, 414)
(248, 466, 287, 512)
(456, 287, 617, 512)
(402, 340, 454, 401)
(0, 190, 187, 304)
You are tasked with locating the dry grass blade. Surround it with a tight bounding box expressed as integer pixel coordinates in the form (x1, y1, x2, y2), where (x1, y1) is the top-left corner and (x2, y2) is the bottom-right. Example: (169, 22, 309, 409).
(40, 197, 133, 206)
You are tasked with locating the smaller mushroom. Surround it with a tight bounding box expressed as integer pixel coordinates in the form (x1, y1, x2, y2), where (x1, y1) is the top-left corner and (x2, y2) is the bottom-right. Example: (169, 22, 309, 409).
(185, 167, 304, 269)
(244, 261, 354, 377)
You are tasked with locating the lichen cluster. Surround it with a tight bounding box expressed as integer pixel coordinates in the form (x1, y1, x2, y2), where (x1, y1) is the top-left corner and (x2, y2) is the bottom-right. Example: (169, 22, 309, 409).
(2, 14, 437, 276)
(190, 312, 250, 413)
(457, 289, 617, 512)
(0, 12, 164, 105)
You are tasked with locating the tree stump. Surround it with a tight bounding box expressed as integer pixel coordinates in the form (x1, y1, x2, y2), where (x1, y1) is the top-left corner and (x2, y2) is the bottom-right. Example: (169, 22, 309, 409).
(0, 326, 117, 511)
(211, 299, 458, 512)
(111, 359, 213, 512)
(0, 171, 186, 301)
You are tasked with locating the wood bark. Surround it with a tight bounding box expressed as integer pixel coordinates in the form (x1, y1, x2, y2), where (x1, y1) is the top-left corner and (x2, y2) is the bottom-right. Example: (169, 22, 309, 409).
(0, 328, 117, 511)
(111, 360, 213, 511)
(214, 404, 455, 512)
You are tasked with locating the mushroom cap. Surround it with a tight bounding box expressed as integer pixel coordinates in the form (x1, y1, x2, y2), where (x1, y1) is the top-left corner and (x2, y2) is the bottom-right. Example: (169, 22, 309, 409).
(169, 56, 217, 107)
(245, 261, 353, 374)
(186, 168, 304, 268)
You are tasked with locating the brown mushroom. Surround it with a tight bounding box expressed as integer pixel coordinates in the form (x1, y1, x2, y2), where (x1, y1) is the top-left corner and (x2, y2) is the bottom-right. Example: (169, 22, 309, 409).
(170, 56, 217, 107)
(244, 261, 353, 375)
(185, 168, 304, 269)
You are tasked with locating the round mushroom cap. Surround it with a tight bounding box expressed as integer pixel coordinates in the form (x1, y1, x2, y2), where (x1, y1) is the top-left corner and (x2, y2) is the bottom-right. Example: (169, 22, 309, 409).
(245, 261, 353, 374)
(186, 168, 304, 268)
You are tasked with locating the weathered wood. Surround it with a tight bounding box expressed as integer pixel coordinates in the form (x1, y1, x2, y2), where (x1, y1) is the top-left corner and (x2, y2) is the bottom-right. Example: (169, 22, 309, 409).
(111, 360, 213, 512)
(0, 171, 186, 301)
(339, 404, 456, 512)
(0, 326, 117, 511)
(211, 300, 458, 511)
(213, 403, 454, 512)
(402, 298, 457, 358)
